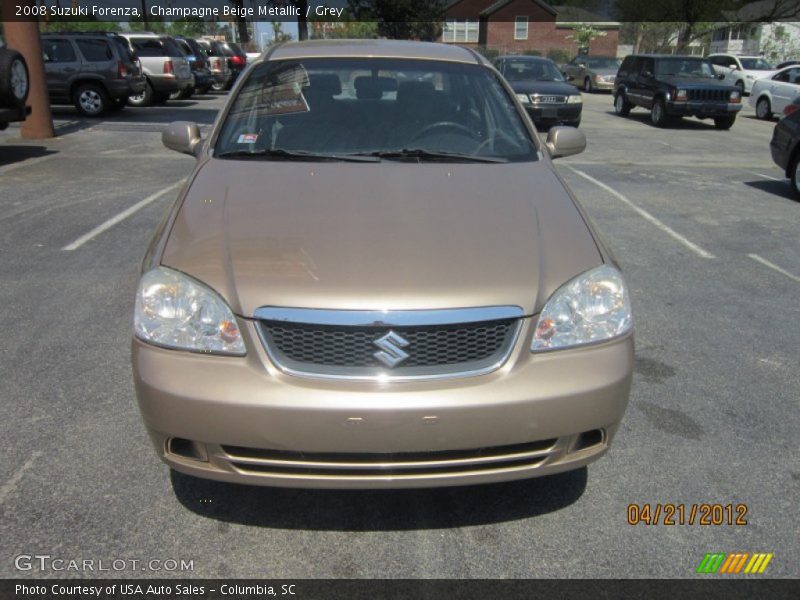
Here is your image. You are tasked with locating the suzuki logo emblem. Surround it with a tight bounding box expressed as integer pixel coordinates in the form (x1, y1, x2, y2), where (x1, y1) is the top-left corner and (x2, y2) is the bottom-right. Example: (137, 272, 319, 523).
(373, 330, 410, 368)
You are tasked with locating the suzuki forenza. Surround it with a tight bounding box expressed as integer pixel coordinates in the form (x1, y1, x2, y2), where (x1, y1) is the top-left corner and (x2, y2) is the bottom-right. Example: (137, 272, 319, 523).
(133, 40, 634, 489)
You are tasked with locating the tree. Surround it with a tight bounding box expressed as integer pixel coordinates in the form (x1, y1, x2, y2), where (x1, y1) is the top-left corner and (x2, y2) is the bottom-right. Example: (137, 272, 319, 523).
(310, 20, 378, 40)
(761, 24, 800, 62)
(566, 24, 607, 53)
(347, 0, 447, 41)
(39, 17, 121, 33)
(269, 21, 294, 45)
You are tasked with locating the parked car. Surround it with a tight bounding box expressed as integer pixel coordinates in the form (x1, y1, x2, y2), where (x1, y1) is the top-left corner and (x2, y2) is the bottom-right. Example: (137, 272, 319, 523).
(770, 96, 800, 200)
(776, 60, 800, 70)
(196, 38, 232, 91)
(750, 65, 800, 120)
(133, 40, 634, 490)
(613, 54, 742, 129)
(562, 55, 620, 92)
(707, 53, 776, 95)
(39, 32, 144, 116)
(174, 36, 213, 97)
(219, 41, 247, 86)
(0, 42, 30, 129)
(495, 55, 582, 127)
(119, 32, 193, 106)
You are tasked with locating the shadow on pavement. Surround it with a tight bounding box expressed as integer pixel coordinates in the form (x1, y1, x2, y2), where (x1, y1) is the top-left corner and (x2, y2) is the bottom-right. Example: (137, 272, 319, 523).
(603, 111, 733, 130)
(744, 179, 797, 202)
(170, 467, 588, 531)
(51, 104, 221, 126)
(0, 145, 57, 168)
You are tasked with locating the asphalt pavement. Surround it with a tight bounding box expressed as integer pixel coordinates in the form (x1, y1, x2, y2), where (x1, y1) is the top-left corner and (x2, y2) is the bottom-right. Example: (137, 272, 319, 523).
(0, 91, 797, 579)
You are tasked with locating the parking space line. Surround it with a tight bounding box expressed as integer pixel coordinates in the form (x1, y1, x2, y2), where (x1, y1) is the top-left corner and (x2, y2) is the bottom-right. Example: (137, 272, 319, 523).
(747, 253, 800, 283)
(62, 180, 184, 251)
(744, 170, 782, 182)
(566, 166, 716, 259)
(0, 451, 42, 505)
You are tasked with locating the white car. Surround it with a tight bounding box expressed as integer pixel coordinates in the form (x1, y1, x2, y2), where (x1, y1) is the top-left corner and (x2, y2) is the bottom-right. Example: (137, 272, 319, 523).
(708, 54, 777, 94)
(750, 65, 800, 119)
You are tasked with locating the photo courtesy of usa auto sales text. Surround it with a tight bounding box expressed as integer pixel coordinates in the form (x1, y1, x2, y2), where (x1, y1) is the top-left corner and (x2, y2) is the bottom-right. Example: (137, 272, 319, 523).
(15, 584, 298, 596)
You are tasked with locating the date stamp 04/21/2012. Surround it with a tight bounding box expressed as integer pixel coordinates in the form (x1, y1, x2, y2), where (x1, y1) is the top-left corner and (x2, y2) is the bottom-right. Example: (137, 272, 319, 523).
(627, 503, 749, 526)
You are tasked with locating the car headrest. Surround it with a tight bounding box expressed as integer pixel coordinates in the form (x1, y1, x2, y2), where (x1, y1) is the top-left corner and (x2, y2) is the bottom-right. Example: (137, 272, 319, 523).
(354, 76, 398, 100)
(306, 73, 342, 97)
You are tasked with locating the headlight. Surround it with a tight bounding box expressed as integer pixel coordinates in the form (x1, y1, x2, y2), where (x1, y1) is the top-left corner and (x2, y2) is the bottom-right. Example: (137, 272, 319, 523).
(729, 90, 741, 103)
(673, 88, 688, 102)
(567, 94, 583, 104)
(134, 266, 246, 355)
(516, 93, 531, 104)
(531, 265, 632, 351)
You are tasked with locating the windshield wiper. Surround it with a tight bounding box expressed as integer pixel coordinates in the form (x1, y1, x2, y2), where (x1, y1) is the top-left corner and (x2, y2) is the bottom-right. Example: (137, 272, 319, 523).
(355, 149, 508, 163)
(215, 148, 379, 162)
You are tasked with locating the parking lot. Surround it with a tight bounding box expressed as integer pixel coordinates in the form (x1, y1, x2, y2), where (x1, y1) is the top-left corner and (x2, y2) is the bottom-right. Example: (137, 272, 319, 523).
(0, 90, 797, 579)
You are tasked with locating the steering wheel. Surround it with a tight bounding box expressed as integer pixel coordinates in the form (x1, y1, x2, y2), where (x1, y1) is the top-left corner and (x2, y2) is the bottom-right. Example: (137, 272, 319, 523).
(471, 128, 520, 155)
(408, 121, 480, 143)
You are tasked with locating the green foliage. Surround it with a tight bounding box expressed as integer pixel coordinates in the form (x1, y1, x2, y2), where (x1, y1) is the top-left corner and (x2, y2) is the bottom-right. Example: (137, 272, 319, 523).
(547, 48, 571, 64)
(761, 24, 800, 62)
(347, 0, 447, 41)
(567, 24, 607, 50)
(310, 20, 378, 39)
(473, 46, 499, 61)
(40, 18, 120, 33)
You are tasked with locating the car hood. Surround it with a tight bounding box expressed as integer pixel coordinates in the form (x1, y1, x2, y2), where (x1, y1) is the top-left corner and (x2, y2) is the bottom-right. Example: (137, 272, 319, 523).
(161, 159, 602, 317)
(659, 76, 736, 90)
(508, 80, 578, 95)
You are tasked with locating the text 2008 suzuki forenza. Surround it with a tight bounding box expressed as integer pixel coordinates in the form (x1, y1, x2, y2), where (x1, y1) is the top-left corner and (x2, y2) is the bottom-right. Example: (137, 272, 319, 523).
(133, 40, 634, 489)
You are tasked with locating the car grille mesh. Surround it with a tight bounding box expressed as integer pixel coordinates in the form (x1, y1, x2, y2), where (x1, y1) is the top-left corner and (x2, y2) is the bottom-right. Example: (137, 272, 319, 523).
(530, 94, 567, 104)
(257, 317, 520, 379)
(688, 89, 729, 102)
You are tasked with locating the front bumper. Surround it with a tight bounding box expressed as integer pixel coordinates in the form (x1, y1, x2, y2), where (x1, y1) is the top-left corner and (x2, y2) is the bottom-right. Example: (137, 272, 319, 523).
(592, 79, 615, 91)
(666, 101, 742, 118)
(133, 318, 633, 489)
(524, 104, 582, 125)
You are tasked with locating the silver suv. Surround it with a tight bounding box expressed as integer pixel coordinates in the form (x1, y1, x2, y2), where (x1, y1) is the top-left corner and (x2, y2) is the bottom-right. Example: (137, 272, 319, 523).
(120, 32, 193, 106)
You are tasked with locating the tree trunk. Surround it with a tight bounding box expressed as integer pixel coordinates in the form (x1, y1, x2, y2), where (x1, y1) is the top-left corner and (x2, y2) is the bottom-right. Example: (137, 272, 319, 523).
(297, 0, 309, 40)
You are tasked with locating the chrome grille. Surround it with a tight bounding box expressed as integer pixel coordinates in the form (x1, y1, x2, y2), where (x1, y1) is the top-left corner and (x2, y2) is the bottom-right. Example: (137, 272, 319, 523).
(531, 94, 566, 104)
(254, 306, 523, 381)
(687, 88, 729, 102)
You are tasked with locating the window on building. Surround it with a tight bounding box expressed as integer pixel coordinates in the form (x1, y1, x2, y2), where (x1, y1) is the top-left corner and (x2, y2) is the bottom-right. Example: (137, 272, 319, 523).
(443, 19, 479, 43)
(514, 16, 529, 41)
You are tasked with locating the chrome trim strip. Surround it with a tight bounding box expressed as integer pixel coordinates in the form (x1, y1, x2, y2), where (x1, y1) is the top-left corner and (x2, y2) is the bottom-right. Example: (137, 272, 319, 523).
(253, 305, 524, 326)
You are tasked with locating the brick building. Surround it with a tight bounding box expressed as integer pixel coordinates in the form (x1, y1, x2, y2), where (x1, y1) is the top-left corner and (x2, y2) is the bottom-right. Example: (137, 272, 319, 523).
(442, 0, 619, 58)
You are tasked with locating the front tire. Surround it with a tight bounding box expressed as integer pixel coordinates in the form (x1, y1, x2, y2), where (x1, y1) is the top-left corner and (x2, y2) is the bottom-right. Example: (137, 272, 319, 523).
(584, 77, 593, 93)
(714, 116, 736, 130)
(791, 153, 800, 201)
(73, 83, 108, 117)
(614, 91, 631, 116)
(0, 49, 30, 107)
(755, 97, 772, 120)
(650, 97, 668, 127)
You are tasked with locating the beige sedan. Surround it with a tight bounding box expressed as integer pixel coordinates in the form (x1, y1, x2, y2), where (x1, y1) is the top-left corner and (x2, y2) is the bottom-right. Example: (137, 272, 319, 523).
(132, 40, 634, 489)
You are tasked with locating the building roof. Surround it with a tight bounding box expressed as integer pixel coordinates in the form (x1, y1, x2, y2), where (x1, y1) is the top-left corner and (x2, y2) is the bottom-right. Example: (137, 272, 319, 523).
(479, 0, 558, 18)
(269, 39, 481, 64)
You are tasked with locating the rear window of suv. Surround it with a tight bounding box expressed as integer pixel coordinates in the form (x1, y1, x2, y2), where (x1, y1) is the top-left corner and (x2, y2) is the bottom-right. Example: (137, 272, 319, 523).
(161, 38, 185, 57)
(130, 38, 166, 57)
(75, 39, 113, 62)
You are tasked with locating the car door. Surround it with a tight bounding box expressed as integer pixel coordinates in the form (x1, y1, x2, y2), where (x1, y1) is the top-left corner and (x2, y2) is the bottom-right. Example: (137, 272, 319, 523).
(770, 67, 800, 113)
(631, 57, 655, 108)
(41, 38, 81, 100)
(563, 57, 580, 84)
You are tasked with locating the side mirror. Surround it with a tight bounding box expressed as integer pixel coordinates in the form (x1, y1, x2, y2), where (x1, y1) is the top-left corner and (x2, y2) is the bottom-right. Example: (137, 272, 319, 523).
(717, 73, 725, 80)
(546, 126, 586, 159)
(162, 121, 202, 157)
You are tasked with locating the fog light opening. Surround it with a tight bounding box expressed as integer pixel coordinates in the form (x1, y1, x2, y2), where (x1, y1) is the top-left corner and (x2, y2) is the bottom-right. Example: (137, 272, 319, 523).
(574, 429, 605, 452)
(168, 437, 204, 461)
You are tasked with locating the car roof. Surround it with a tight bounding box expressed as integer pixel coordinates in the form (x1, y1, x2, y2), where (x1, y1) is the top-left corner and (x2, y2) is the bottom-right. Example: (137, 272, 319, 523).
(628, 54, 709, 59)
(268, 40, 482, 65)
(498, 55, 551, 61)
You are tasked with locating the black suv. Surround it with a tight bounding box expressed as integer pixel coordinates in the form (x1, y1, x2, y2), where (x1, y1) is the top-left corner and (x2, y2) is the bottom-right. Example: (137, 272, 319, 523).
(40, 32, 145, 116)
(613, 54, 742, 129)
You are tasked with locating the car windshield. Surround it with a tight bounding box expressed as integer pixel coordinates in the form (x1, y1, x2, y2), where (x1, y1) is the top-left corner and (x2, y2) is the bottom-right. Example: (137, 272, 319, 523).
(504, 59, 564, 82)
(655, 58, 716, 78)
(215, 57, 538, 162)
(586, 57, 621, 70)
(740, 57, 773, 70)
